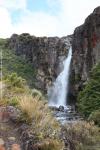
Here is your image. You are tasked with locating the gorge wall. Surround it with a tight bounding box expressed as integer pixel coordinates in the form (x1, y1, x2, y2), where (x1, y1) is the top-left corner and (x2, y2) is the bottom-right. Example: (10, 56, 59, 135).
(6, 6, 100, 104)
(69, 6, 100, 103)
(7, 33, 72, 92)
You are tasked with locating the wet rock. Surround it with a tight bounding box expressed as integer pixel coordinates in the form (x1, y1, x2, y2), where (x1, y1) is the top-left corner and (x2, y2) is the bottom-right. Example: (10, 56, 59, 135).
(49, 106, 59, 111)
(49, 106, 66, 112)
(59, 106, 64, 112)
(70, 106, 75, 112)
(68, 117, 73, 121)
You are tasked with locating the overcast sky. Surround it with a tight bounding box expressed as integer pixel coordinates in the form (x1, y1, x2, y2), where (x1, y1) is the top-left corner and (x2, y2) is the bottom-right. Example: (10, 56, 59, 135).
(0, 0, 100, 38)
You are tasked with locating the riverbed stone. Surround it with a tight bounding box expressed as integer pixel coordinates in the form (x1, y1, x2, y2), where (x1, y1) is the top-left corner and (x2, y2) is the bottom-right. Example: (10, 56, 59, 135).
(59, 106, 64, 112)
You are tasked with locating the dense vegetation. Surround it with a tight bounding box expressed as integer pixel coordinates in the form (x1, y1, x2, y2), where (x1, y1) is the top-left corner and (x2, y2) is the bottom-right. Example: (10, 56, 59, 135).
(0, 38, 36, 88)
(78, 63, 100, 123)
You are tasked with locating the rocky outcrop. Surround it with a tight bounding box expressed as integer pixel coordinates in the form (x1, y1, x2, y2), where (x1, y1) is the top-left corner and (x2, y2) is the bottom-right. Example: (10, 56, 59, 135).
(7, 33, 72, 92)
(70, 6, 100, 102)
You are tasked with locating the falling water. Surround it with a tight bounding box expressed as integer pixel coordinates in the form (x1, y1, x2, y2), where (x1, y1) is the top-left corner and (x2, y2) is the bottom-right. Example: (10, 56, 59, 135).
(48, 47, 72, 107)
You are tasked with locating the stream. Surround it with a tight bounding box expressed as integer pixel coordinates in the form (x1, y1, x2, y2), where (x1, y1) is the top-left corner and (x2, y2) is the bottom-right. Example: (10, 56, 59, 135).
(50, 105, 82, 124)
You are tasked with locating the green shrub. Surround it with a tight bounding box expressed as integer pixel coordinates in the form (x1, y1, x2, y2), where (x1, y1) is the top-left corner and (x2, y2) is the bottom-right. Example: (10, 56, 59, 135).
(5, 73, 26, 88)
(31, 88, 44, 100)
(77, 63, 100, 117)
(88, 110, 100, 126)
(2, 74, 31, 106)
(8, 97, 19, 106)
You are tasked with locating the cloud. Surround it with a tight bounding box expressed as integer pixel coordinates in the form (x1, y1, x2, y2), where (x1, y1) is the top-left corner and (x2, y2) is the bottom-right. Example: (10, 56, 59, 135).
(0, 7, 14, 37)
(0, 0, 100, 38)
(58, 0, 100, 32)
(13, 11, 60, 36)
(0, 0, 27, 10)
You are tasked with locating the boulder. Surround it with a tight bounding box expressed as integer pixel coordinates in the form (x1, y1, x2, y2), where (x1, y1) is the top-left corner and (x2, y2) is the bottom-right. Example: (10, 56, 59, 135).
(7, 106, 21, 122)
(59, 106, 64, 112)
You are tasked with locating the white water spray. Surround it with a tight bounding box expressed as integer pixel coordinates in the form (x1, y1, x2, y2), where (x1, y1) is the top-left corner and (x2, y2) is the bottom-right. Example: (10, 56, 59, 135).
(48, 47, 72, 107)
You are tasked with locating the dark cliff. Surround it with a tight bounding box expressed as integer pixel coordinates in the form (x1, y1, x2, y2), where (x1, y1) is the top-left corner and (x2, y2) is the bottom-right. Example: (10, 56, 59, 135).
(7, 33, 72, 92)
(70, 6, 100, 102)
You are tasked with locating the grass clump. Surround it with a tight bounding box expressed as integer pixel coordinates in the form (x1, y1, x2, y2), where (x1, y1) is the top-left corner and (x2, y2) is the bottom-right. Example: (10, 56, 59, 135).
(18, 95, 59, 132)
(2, 73, 29, 104)
(31, 88, 45, 101)
(18, 95, 64, 149)
(4, 72, 26, 89)
(32, 139, 63, 150)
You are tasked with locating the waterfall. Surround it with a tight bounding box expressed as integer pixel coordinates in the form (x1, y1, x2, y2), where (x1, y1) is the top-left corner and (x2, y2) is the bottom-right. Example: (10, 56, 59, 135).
(48, 47, 72, 107)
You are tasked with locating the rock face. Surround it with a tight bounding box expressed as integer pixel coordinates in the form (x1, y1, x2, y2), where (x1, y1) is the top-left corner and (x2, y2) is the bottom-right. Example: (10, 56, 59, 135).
(7, 33, 72, 92)
(70, 6, 100, 102)
(6, 7, 100, 103)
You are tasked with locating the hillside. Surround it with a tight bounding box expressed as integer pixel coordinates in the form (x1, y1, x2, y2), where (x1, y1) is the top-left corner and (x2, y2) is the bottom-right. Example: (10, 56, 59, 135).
(0, 38, 36, 88)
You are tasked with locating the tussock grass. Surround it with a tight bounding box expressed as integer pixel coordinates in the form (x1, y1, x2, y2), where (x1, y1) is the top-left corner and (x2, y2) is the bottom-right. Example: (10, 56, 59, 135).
(62, 121, 100, 150)
(33, 139, 64, 150)
(18, 95, 64, 149)
(18, 95, 60, 133)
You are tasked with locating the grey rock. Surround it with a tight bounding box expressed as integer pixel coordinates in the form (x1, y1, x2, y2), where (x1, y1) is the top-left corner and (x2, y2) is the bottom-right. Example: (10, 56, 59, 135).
(7, 106, 21, 122)
(59, 106, 64, 112)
